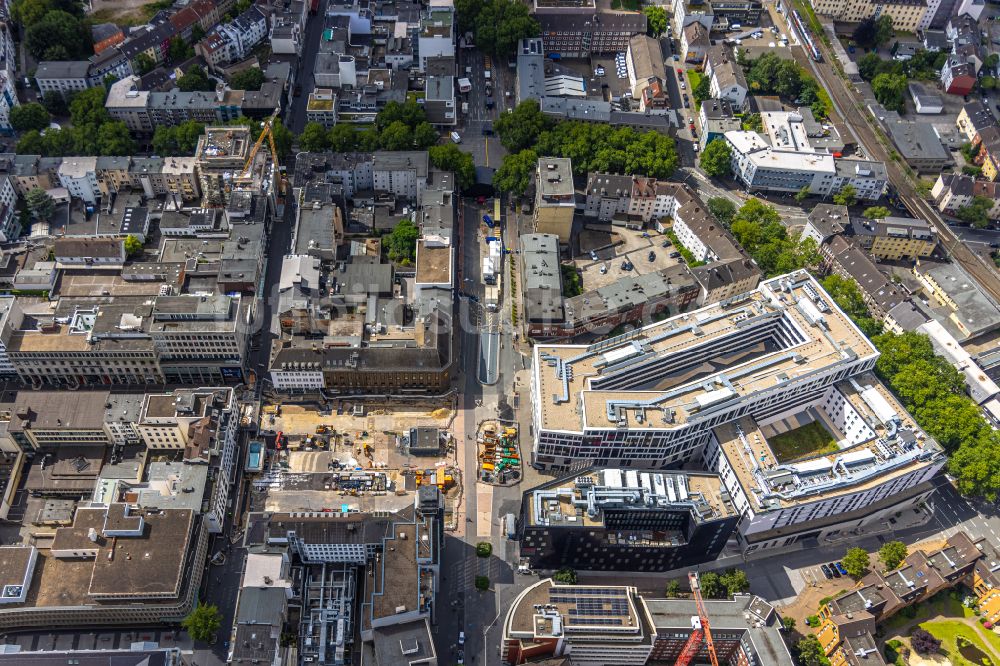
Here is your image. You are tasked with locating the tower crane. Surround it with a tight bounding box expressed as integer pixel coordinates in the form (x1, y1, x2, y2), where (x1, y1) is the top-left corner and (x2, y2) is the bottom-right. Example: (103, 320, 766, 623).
(233, 108, 283, 193)
(675, 572, 721, 666)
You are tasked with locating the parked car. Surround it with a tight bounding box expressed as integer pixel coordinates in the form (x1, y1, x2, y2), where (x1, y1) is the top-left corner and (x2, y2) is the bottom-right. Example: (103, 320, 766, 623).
(662, 239, 672, 247)
(828, 563, 842, 578)
(677, 68, 684, 75)
(669, 251, 681, 259)
(835, 562, 848, 576)
(647, 251, 656, 261)
(459, 632, 465, 646)
(820, 564, 833, 579)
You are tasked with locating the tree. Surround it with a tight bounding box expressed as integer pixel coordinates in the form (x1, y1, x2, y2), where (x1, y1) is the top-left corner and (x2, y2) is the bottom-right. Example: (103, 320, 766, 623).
(552, 568, 577, 584)
(9, 102, 50, 132)
(385, 218, 419, 264)
(375, 99, 426, 132)
(872, 72, 907, 112)
(412, 122, 439, 149)
(230, 67, 265, 91)
(152, 120, 206, 156)
(379, 120, 414, 151)
(742, 112, 763, 132)
(494, 99, 550, 153)
(982, 76, 998, 91)
(910, 628, 941, 655)
(698, 572, 724, 598)
(693, 76, 711, 104)
(956, 195, 994, 228)
(863, 205, 891, 219)
(299, 122, 331, 152)
(874, 15, 894, 47)
(455, 0, 484, 33)
(643, 5, 667, 36)
(475, 542, 492, 557)
(181, 602, 222, 643)
(475, 0, 540, 57)
(40, 90, 68, 116)
(796, 635, 831, 666)
(328, 124, 359, 152)
(25, 10, 91, 60)
(987, 53, 1000, 70)
(707, 197, 736, 225)
(494, 148, 537, 197)
(832, 184, 857, 206)
(720, 569, 749, 596)
(878, 541, 908, 570)
(25, 187, 54, 220)
(795, 185, 811, 202)
(782, 616, 796, 631)
(177, 65, 214, 92)
(124, 235, 143, 257)
(700, 139, 732, 177)
(429, 143, 476, 190)
(96, 120, 135, 155)
(474, 575, 490, 590)
(270, 120, 293, 159)
(191, 24, 206, 43)
(843, 547, 870, 579)
(134, 53, 156, 75)
(822, 274, 883, 337)
(858, 52, 882, 81)
(69, 87, 110, 127)
(665, 579, 681, 598)
(168, 35, 194, 63)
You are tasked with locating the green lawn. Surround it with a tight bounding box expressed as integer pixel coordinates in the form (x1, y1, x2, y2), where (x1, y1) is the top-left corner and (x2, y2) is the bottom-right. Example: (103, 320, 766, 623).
(687, 70, 703, 94)
(883, 592, 970, 631)
(768, 421, 839, 462)
(919, 620, 1000, 666)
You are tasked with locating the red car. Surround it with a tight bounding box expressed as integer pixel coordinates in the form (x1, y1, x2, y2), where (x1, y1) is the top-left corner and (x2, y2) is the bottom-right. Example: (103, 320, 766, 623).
(677, 68, 684, 75)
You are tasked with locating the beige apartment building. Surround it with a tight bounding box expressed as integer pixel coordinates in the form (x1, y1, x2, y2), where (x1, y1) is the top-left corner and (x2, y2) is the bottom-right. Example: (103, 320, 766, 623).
(810, 0, 928, 32)
(533, 157, 575, 242)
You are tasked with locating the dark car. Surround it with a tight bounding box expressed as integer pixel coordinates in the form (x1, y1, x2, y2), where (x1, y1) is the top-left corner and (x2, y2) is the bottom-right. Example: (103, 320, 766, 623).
(820, 564, 833, 579)
(485, 96, 495, 109)
(828, 563, 842, 578)
(648, 251, 656, 261)
(662, 239, 672, 247)
(482, 125, 494, 136)
(669, 251, 681, 259)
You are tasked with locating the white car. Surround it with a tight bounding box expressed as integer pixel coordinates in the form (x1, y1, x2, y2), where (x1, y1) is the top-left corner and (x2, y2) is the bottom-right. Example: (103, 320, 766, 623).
(680, 81, 686, 89)
(458, 632, 466, 646)
(595, 66, 605, 76)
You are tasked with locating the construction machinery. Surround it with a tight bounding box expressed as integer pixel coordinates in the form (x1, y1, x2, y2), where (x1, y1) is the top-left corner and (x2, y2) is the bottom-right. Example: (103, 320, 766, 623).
(675, 572, 720, 666)
(233, 108, 284, 194)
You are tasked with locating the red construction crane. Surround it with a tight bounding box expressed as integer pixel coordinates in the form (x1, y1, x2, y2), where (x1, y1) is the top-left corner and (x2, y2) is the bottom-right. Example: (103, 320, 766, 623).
(675, 572, 721, 666)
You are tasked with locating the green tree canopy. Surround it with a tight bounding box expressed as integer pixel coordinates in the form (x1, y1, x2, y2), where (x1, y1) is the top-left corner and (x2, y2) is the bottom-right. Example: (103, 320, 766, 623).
(795, 185, 811, 202)
(328, 124, 359, 152)
(429, 143, 476, 189)
(707, 196, 736, 225)
(878, 541, 908, 570)
(832, 184, 857, 206)
(700, 139, 732, 177)
(25, 10, 90, 59)
(299, 122, 331, 152)
(9, 102, 51, 132)
(552, 568, 577, 584)
(152, 120, 207, 156)
(168, 35, 194, 63)
(412, 122, 439, 149)
(872, 72, 907, 112)
(379, 120, 414, 151)
(375, 99, 426, 132)
(494, 99, 551, 152)
(182, 602, 222, 643)
(665, 579, 681, 597)
(40, 91, 68, 116)
(124, 235, 143, 257)
(956, 195, 994, 228)
(493, 148, 537, 197)
(385, 218, 419, 265)
(177, 65, 214, 92)
(96, 120, 136, 155)
(25, 187, 54, 220)
(821, 274, 882, 337)
(729, 198, 818, 276)
(843, 547, 870, 579)
(134, 53, 156, 75)
(643, 5, 667, 35)
(796, 635, 832, 666)
(863, 205, 891, 219)
(720, 569, 750, 596)
(229, 67, 265, 91)
(693, 75, 711, 104)
(698, 572, 724, 599)
(475, 0, 540, 57)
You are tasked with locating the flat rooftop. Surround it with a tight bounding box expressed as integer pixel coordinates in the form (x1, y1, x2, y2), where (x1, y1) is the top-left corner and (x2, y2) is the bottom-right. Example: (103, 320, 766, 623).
(713, 376, 943, 509)
(533, 271, 876, 433)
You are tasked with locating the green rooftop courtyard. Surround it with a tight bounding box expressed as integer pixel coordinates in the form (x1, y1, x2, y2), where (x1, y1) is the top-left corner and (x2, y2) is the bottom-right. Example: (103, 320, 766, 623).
(768, 421, 839, 463)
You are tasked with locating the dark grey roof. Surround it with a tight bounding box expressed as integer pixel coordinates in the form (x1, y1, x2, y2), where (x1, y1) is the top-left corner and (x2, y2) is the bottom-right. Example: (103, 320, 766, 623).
(0, 650, 171, 666)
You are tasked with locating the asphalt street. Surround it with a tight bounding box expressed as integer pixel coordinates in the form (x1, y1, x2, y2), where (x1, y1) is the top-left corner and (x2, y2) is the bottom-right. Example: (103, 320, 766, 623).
(288, 0, 330, 134)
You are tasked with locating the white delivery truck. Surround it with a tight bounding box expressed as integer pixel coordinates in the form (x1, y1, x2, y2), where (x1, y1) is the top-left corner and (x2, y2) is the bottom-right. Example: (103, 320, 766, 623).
(458, 77, 472, 93)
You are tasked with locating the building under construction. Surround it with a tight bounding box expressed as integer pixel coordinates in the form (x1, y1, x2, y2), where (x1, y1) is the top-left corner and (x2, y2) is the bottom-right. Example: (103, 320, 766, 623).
(194, 124, 277, 206)
(501, 579, 793, 665)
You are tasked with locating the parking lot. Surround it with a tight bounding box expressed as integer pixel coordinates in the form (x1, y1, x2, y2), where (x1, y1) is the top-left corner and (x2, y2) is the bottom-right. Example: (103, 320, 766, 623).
(574, 224, 684, 290)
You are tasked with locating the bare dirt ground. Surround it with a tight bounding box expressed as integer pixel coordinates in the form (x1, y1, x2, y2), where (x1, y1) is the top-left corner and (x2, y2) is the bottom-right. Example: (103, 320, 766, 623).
(86, 0, 166, 26)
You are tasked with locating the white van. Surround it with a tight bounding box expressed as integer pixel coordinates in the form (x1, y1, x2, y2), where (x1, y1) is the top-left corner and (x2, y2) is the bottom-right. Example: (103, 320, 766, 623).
(451, 131, 461, 143)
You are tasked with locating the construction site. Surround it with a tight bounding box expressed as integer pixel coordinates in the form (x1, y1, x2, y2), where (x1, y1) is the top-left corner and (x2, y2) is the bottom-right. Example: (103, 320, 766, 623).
(252, 401, 465, 527)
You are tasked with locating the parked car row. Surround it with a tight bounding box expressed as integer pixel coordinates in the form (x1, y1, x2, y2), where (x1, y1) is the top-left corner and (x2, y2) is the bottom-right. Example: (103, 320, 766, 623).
(820, 561, 849, 579)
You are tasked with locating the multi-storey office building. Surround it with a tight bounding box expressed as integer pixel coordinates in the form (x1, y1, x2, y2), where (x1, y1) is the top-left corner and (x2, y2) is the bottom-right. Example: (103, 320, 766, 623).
(530, 271, 945, 555)
(519, 468, 739, 572)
